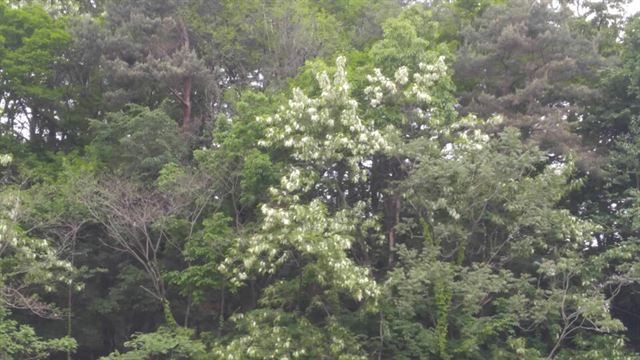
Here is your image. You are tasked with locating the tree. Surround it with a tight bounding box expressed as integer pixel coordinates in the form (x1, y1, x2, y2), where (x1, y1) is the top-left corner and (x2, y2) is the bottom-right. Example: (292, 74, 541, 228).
(0, 307, 77, 360)
(4, 1, 640, 357)
(454, 0, 604, 163)
(185, 0, 351, 88)
(387, 125, 631, 358)
(345, 51, 630, 357)
(0, 153, 77, 358)
(0, 2, 71, 146)
(101, 326, 206, 360)
(88, 105, 187, 178)
(101, 0, 213, 132)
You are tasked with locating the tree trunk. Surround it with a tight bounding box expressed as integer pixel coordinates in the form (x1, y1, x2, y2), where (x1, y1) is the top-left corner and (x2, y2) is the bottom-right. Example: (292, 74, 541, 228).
(388, 195, 401, 267)
(182, 76, 192, 131)
(178, 19, 192, 132)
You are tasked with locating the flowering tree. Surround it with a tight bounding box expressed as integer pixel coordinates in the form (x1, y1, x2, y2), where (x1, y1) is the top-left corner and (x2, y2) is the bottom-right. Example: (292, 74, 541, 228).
(0, 154, 77, 359)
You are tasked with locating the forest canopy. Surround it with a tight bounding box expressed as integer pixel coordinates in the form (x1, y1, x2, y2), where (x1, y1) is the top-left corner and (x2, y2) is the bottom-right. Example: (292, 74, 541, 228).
(2, 0, 640, 359)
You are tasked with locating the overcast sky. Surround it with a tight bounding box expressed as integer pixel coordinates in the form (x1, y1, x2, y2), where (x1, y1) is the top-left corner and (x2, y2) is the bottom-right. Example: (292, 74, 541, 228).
(628, 0, 640, 15)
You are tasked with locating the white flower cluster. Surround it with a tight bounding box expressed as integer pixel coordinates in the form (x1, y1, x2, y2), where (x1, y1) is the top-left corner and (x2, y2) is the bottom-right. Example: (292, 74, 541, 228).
(235, 56, 438, 301)
(218, 197, 379, 298)
(0, 196, 77, 291)
(246, 200, 378, 299)
(408, 57, 448, 103)
(280, 167, 316, 193)
(215, 310, 368, 360)
(395, 66, 409, 85)
(259, 56, 391, 192)
(214, 311, 302, 359)
(364, 68, 397, 107)
(0, 154, 12, 166)
(363, 57, 448, 125)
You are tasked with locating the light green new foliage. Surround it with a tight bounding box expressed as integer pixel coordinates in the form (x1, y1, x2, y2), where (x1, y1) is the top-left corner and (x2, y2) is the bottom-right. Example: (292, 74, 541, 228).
(100, 326, 207, 360)
(0, 2, 75, 145)
(0, 307, 77, 360)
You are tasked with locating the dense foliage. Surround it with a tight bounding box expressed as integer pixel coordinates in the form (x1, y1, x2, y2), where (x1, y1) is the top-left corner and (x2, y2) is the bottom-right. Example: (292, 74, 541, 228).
(2, 0, 640, 359)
